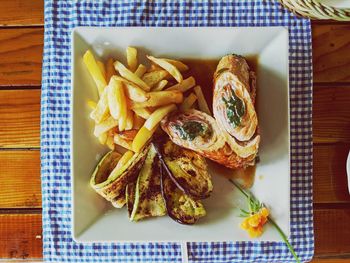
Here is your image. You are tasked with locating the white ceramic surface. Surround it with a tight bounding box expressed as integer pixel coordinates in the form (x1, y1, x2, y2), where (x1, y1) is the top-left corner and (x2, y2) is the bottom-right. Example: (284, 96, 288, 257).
(71, 27, 290, 242)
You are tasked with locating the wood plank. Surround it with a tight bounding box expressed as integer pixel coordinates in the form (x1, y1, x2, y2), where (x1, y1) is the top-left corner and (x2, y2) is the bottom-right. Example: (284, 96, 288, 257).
(0, 214, 42, 259)
(313, 143, 350, 204)
(0, 28, 43, 86)
(0, 90, 40, 148)
(0, 151, 41, 208)
(0, 0, 44, 26)
(313, 24, 350, 83)
(314, 208, 350, 256)
(313, 86, 350, 144)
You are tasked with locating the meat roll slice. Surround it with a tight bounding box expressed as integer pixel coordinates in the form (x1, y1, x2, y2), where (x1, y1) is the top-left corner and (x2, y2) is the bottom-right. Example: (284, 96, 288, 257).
(161, 109, 255, 168)
(213, 54, 260, 161)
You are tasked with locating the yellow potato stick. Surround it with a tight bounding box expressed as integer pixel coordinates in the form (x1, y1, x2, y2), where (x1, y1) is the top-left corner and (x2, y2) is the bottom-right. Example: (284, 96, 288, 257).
(141, 70, 169, 88)
(114, 61, 151, 91)
(164, 59, 189, 72)
(98, 132, 107, 145)
(90, 87, 109, 123)
(97, 60, 107, 81)
(133, 113, 145, 129)
(194, 85, 211, 115)
(87, 100, 97, 110)
(106, 57, 116, 82)
(166, 76, 196, 92)
(130, 91, 183, 108)
(94, 116, 118, 137)
(152, 79, 168, 91)
(114, 134, 133, 151)
(125, 110, 134, 130)
(148, 64, 162, 72)
(115, 150, 134, 170)
(132, 107, 153, 119)
(144, 104, 177, 130)
(107, 77, 126, 119)
(83, 50, 107, 96)
(134, 64, 147, 77)
(132, 125, 158, 153)
(180, 93, 197, 111)
(146, 55, 183, 83)
(123, 82, 148, 102)
(105, 134, 115, 150)
(126, 46, 138, 72)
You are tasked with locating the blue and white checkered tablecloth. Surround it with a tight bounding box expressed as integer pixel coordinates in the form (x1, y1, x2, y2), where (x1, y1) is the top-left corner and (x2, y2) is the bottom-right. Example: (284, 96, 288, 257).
(41, 0, 314, 262)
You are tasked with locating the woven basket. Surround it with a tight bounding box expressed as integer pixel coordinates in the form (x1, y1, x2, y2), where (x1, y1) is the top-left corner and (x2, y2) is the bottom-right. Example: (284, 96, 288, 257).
(279, 0, 350, 21)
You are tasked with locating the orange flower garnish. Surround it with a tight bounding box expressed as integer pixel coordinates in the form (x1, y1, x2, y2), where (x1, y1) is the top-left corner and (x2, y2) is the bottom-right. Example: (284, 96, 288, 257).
(240, 207, 269, 238)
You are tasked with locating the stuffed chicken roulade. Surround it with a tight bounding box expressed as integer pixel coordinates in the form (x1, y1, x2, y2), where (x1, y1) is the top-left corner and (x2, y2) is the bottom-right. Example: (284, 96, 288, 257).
(213, 54, 260, 162)
(161, 109, 255, 168)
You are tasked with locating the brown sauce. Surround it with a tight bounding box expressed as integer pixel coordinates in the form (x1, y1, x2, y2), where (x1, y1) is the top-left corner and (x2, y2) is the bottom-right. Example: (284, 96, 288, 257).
(181, 56, 258, 189)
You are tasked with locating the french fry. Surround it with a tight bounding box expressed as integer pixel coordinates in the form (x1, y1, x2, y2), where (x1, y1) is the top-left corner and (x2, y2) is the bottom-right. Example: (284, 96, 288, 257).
(141, 70, 168, 88)
(132, 107, 153, 119)
(134, 64, 147, 77)
(114, 61, 151, 91)
(90, 87, 109, 123)
(107, 77, 127, 120)
(132, 125, 158, 153)
(152, 79, 168, 91)
(133, 113, 145, 129)
(148, 64, 162, 72)
(118, 129, 138, 141)
(83, 50, 107, 96)
(115, 150, 134, 170)
(94, 116, 118, 137)
(130, 91, 183, 108)
(87, 100, 97, 110)
(106, 134, 115, 150)
(126, 46, 138, 72)
(164, 59, 189, 72)
(125, 109, 134, 130)
(98, 132, 107, 145)
(180, 93, 197, 111)
(144, 104, 177, 130)
(166, 76, 196, 92)
(114, 134, 133, 151)
(123, 83, 148, 102)
(146, 55, 183, 83)
(106, 57, 116, 82)
(119, 113, 127, 132)
(194, 85, 211, 115)
(97, 60, 107, 81)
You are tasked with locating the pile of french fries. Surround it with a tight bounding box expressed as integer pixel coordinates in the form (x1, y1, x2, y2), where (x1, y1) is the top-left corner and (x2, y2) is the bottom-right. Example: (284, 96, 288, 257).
(84, 47, 211, 160)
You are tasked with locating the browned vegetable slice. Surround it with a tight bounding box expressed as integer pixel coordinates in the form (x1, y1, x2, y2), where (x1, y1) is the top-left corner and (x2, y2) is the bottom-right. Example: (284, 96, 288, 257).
(160, 165, 206, 225)
(129, 144, 166, 221)
(90, 144, 150, 208)
(156, 140, 213, 199)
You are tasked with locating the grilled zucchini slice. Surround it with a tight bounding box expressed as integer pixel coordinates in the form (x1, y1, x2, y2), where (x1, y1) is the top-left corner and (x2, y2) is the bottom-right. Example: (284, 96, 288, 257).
(161, 165, 206, 224)
(90, 145, 150, 208)
(157, 140, 213, 199)
(129, 144, 166, 221)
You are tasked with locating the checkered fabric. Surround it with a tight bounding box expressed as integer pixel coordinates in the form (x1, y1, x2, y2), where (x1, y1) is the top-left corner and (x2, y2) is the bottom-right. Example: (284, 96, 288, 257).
(41, 0, 314, 262)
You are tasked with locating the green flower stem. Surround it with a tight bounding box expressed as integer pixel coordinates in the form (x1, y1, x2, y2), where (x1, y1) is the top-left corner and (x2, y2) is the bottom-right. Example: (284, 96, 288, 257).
(228, 179, 301, 263)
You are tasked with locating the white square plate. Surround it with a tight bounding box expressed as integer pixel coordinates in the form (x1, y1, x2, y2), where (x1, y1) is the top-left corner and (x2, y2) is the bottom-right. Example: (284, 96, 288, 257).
(71, 27, 290, 242)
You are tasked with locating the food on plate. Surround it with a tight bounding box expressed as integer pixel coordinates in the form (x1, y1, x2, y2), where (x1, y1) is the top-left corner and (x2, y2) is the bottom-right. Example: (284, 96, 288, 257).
(83, 50, 107, 96)
(213, 54, 260, 162)
(85, 47, 260, 225)
(160, 166, 206, 225)
(156, 140, 213, 199)
(126, 46, 138, 72)
(127, 144, 166, 221)
(161, 109, 256, 168)
(90, 144, 150, 208)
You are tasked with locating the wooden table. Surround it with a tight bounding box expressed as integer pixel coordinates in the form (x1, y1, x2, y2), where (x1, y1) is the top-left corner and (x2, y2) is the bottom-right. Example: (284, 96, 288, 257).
(0, 1, 349, 262)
